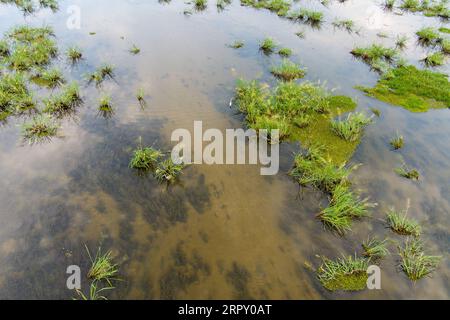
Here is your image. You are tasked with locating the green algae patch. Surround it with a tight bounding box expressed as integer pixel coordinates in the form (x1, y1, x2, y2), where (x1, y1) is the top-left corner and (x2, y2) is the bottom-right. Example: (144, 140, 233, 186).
(317, 256, 369, 292)
(235, 80, 360, 165)
(357, 65, 450, 113)
(291, 96, 359, 165)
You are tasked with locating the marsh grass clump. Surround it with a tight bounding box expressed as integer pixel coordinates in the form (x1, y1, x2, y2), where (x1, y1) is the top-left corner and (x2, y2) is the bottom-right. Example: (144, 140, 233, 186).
(154, 158, 185, 183)
(86, 245, 119, 284)
(319, 184, 375, 235)
(136, 88, 146, 108)
(270, 59, 306, 81)
(130, 144, 162, 171)
(39, 0, 59, 11)
(370, 107, 381, 117)
(242, 0, 291, 17)
(383, 0, 396, 10)
(228, 40, 244, 49)
(399, 238, 441, 281)
(395, 163, 420, 180)
(332, 19, 356, 33)
(331, 112, 373, 142)
(357, 65, 450, 112)
(217, 0, 232, 11)
(259, 38, 277, 54)
(32, 68, 65, 88)
(387, 204, 421, 236)
(66, 46, 82, 63)
(351, 44, 399, 72)
(278, 47, 292, 57)
(317, 255, 370, 291)
(22, 114, 59, 144)
(441, 39, 450, 54)
(288, 8, 324, 26)
(43, 83, 82, 118)
(290, 146, 353, 194)
(234, 79, 359, 161)
(97, 95, 114, 118)
(4, 25, 57, 71)
(416, 27, 442, 46)
(129, 44, 140, 55)
(423, 52, 445, 66)
(194, 0, 207, 11)
(295, 30, 305, 39)
(99, 64, 115, 79)
(390, 132, 404, 149)
(87, 64, 115, 86)
(0, 73, 35, 116)
(0, 40, 10, 57)
(399, 0, 421, 11)
(362, 237, 390, 260)
(395, 35, 409, 49)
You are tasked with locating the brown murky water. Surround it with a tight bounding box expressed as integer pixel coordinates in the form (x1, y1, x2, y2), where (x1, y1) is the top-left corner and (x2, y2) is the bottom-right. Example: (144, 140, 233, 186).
(0, 0, 448, 299)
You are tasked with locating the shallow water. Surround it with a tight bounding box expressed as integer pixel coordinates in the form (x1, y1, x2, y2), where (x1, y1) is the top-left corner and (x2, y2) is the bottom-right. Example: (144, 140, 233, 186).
(0, 0, 449, 299)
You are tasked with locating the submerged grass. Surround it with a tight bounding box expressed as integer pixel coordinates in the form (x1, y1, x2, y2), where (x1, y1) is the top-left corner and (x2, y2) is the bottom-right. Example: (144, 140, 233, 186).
(332, 19, 357, 33)
(399, 238, 441, 281)
(395, 163, 420, 180)
(317, 255, 370, 291)
(228, 40, 244, 49)
(357, 65, 450, 112)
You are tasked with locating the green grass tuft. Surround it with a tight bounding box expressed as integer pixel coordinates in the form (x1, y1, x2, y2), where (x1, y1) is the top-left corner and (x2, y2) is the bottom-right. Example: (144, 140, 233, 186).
(43, 82, 82, 118)
(399, 238, 441, 281)
(259, 37, 277, 54)
(387, 204, 421, 236)
(390, 132, 404, 150)
(395, 163, 420, 180)
(290, 146, 353, 194)
(319, 184, 375, 235)
(86, 245, 119, 284)
(362, 237, 390, 260)
(67, 46, 82, 63)
(331, 112, 373, 142)
(317, 255, 370, 291)
(129, 145, 162, 171)
(154, 158, 185, 183)
(22, 114, 59, 144)
(270, 59, 306, 81)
